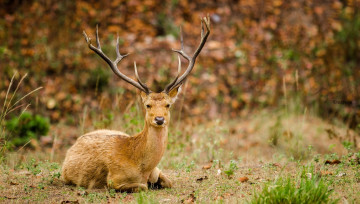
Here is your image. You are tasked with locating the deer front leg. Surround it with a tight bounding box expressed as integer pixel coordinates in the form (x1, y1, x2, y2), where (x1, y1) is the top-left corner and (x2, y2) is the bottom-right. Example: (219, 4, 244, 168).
(107, 171, 148, 192)
(116, 183, 148, 192)
(148, 167, 172, 188)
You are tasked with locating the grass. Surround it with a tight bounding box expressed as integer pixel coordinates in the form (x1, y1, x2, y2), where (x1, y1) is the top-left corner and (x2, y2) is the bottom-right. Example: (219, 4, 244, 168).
(249, 165, 338, 204)
(0, 94, 359, 203)
(0, 73, 42, 160)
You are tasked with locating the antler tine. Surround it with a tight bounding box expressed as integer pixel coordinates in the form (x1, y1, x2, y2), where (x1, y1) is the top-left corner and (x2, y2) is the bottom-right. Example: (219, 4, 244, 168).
(164, 15, 211, 93)
(114, 35, 129, 64)
(172, 26, 191, 62)
(164, 55, 182, 93)
(177, 55, 182, 74)
(134, 62, 151, 93)
(83, 25, 151, 94)
(96, 24, 101, 49)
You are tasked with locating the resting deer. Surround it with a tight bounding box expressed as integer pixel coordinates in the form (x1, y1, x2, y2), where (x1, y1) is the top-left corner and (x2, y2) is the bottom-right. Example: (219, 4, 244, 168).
(62, 16, 210, 192)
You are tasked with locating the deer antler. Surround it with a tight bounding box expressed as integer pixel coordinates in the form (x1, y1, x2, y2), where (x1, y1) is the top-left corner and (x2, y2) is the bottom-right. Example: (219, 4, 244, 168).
(164, 15, 211, 93)
(83, 25, 151, 94)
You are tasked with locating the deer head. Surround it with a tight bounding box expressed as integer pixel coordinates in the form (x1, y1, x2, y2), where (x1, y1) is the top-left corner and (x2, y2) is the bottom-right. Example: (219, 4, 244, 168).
(83, 16, 210, 128)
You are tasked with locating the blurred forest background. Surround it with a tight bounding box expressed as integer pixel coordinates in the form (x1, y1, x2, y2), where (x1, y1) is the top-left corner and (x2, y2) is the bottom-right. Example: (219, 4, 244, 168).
(0, 0, 360, 147)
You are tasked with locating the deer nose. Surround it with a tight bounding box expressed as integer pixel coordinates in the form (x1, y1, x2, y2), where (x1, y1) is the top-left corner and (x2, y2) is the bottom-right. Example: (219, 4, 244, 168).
(155, 116, 165, 125)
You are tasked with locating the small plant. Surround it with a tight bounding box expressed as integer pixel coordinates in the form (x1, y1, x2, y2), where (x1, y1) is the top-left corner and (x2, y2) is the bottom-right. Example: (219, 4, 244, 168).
(5, 112, 50, 147)
(185, 160, 195, 173)
(249, 167, 338, 204)
(224, 160, 238, 178)
(0, 73, 42, 155)
(37, 182, 45, 189)
(25, 158, 41, 175)
(85, 192, 107, 203)
(108, 188, 116, 198)
(24, 184, 31, 193)
(50, 172, 61, 183)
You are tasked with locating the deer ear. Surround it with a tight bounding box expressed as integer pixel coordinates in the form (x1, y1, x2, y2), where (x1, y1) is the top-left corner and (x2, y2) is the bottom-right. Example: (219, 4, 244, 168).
(168, 85, 182, 103)
(140, 91, 147, 103)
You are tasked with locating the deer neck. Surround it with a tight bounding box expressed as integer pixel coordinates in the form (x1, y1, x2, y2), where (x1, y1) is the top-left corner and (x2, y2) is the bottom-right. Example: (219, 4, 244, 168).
(146, 123, 168, 151)
(132, 122, 168, 171)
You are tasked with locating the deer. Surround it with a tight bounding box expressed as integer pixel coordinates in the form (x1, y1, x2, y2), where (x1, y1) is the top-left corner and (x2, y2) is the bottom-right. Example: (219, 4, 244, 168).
(61, 16, 210, 192)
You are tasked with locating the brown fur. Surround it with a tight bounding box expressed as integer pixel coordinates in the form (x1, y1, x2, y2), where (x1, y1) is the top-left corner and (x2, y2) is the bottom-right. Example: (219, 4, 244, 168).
(62, 91, 179, 192)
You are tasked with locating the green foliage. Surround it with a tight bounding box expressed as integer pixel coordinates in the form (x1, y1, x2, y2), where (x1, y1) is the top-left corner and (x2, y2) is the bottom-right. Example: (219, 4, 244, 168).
(85, 192, 107, 203)
(335, 12, 360, 63)
(249, 168, 338, 204)
(185, 160, 195, 173)
(224, 160, 238, 178)
(108, 188, 116, 198)
(156, 12, 178, 37)
(87, 67, 110, 92)
(5, 112, 50, 147)
(94, 112, 114, 129)
(25, 158, 41, 175)
(342, 141, 354, 151)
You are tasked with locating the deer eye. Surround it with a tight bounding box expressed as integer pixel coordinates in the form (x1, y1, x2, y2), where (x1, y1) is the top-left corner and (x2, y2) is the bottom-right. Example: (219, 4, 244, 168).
(166, 104, 170, 108)
(146, 104, 151, 108)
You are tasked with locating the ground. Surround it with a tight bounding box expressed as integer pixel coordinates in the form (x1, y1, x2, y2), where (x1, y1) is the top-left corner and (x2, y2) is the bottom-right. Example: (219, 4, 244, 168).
(0, 108, 359, 203)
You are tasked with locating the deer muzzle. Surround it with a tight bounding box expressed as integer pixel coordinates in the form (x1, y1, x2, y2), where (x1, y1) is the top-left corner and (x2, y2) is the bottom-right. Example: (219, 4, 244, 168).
(154, 116, 165, 125)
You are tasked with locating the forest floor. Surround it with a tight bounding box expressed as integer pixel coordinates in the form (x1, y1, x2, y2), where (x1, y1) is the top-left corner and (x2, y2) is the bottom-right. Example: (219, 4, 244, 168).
(0, 108, 359, 203)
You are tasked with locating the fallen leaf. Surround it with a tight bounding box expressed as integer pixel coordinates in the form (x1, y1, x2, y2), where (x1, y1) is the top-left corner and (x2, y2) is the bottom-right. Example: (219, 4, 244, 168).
(214, 195, 223, 200)
(321, 171, 333, 176)
(325, 160, 341, 165)
(223, 193, 233, 198)
(202, 163, 212, 170)
(238, 176, 249, 182)
(10, 181, 19, 185)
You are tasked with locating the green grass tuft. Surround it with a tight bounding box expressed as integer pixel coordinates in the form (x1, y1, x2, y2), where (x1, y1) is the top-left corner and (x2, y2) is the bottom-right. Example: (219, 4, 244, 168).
(249, 167, 338, 204)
